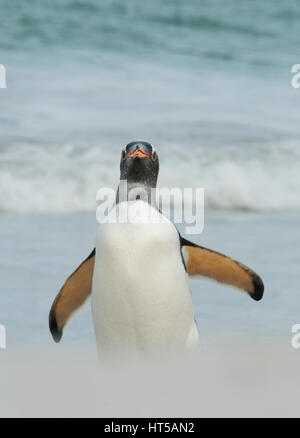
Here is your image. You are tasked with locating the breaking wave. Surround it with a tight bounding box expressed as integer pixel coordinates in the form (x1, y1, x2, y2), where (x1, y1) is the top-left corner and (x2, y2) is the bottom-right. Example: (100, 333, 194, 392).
(0, 140, 299, 213)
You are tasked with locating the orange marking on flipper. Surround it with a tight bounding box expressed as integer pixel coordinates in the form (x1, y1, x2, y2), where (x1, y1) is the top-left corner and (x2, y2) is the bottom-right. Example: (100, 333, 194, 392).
(184, 245, 264, 300)
(49, 251, 95, 342)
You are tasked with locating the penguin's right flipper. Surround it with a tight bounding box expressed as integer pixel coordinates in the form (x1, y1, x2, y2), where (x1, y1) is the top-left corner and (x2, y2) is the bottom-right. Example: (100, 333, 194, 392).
(49, 248, 95, 342)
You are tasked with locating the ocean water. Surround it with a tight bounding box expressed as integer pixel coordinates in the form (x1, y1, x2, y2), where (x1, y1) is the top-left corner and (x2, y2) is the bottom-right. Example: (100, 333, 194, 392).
(0, 0, 299, 417)
(0, 0, 299, 213)
(0, 210, 299, 349)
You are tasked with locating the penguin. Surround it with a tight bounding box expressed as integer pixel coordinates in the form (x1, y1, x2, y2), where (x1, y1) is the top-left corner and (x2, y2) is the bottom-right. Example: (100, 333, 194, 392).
(49, 141, 264, 356)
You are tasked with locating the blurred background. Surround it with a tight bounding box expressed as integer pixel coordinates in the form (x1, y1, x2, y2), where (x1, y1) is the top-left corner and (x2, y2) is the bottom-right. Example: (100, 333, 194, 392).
(1, 0, 300, 213)
(0, 1, 299, 359)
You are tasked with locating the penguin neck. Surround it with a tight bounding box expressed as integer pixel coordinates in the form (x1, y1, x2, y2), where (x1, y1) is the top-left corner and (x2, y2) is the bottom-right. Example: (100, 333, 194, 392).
(116, 180, 158, 208)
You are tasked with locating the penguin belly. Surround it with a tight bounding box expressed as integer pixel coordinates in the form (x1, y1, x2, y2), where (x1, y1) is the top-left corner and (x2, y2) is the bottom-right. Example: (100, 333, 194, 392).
(91, 200, 199, 356)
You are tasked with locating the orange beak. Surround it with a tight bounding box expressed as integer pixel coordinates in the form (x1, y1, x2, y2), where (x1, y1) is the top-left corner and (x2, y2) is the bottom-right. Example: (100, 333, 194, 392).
(128, 148, 150, 161)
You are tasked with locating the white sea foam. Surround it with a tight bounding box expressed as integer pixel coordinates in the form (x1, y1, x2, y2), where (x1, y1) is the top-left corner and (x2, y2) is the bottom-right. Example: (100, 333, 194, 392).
(0, 140, 299, 213)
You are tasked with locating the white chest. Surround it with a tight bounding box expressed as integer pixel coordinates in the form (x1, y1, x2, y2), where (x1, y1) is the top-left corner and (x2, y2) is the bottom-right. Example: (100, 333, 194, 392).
(91, 201, 198, 353)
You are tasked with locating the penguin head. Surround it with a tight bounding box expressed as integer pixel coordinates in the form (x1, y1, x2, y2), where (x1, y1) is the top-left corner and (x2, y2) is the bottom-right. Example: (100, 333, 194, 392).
(120, 141, 159, 187)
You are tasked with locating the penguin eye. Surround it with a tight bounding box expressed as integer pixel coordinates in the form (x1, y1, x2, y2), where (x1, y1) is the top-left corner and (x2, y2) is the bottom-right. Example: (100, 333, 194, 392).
(152, 150, 157, 161)
(122, 149, 126, 160)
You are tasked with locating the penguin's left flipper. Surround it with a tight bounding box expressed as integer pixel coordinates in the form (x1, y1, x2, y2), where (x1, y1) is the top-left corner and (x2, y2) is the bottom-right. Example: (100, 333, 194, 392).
(49, 249, 95, 342)
(181, 238, 264, 301)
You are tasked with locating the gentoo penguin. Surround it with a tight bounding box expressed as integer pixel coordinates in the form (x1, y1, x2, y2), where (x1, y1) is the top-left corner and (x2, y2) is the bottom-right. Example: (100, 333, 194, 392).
(49, 141, 264, 356)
